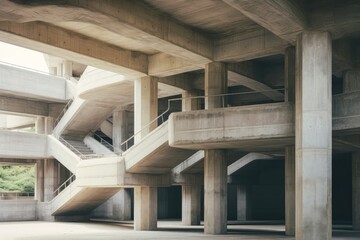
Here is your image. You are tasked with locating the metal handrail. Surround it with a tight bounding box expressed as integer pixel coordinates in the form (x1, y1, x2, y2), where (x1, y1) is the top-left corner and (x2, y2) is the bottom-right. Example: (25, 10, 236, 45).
(0, 192, 34, 200)
(120, 88, 285, 152)
(90, 131, 115, 152)
(58, 136, 104, 159)
(53, 99, 74, 128)
(53, 174, 76, 197)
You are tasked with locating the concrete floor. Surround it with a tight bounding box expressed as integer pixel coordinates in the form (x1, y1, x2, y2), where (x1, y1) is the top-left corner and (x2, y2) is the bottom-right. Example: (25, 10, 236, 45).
(0, 221, 359, 240)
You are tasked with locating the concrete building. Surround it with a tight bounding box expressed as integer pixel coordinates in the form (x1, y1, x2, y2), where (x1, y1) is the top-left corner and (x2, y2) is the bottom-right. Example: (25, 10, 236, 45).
(0, 0, 359, 239)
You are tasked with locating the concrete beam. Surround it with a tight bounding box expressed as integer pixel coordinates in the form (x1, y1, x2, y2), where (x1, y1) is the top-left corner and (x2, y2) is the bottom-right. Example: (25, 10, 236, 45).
(0, 96, 49, 117)
(0, 0, 212, 65)
(214, 29, 289, 62)
(172, 151, 204, 174)
(309, 1, 360, 40)
(169, 102, 294, 150)
(0, 22, 147, 77)
(223, 0, 306, 42)
(227, 153, 273, 175)
(0, 130, 48, 159)
(0, 63, 68, 102)
(228, 71, 284, 101)
(149, 53, 203, 78)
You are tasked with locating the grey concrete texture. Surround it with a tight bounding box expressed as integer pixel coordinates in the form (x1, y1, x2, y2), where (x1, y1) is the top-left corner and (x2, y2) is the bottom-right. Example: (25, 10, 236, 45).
(0, 221, 359, 240)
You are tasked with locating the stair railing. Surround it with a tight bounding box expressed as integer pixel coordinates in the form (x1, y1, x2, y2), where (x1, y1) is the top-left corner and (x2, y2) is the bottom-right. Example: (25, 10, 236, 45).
(119, 88, 285, 153)
(58, 136, 104, 159)
(90, 131, 115, 152)
(53, 174, 76, 197)
(53, 99, 74, 128)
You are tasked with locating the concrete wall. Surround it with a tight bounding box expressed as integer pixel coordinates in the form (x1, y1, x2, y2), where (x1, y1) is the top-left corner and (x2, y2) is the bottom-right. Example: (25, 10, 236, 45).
(333, 91, 360, 132)
(0, 200, 37, 221)
(169, 102, 294, 149)
(0, 130, 48, 159)
(0, 63, 67, 102)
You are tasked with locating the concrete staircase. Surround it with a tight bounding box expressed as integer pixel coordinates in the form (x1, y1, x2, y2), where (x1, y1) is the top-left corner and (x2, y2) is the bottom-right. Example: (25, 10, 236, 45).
(60, 136, 102, 159)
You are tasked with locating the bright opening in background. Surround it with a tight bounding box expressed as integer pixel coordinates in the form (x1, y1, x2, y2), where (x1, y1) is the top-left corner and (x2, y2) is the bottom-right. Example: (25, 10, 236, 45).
(0, 41, 49, 73)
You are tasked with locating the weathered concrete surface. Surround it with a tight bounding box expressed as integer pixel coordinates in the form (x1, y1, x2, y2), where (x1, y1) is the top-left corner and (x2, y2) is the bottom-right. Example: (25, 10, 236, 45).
(285, 146, 295, 236)
(124, 122, 195, 174)
(0, 63, 68, 102)
(0, 130, 48, 159)
(204, 149, 227, 234)
(51, 179, 120, 216)
(47, 135, 80, 173)
(333, 91, 360, 133)
(182, 185, 201, 226)
(92, 188, 132, 221)
(134, 186, 158, 231)
(0, 95, 49, 117)
(169, 102, 295, 151)
(76, 157, 170, 187)
(295, 31, 332, 240)
(0, 200, 37, 221)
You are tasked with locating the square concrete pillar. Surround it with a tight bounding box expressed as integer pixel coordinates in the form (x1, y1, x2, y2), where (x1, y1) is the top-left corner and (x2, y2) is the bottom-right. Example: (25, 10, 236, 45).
(115, 188, 132, 220)
(285, 47, 295, 102)
(113, 110, 129, 153)
(285, 146, 295, 236)
(182, 185, 201, 225)
(134, 76, 158, 143)
(182, 91, 201, 112)
(236, 184, 247, 221)
(35, 160, 44, 202)
(295, 31, 332, 240)
(205, 62, 227, 109)
(204, 149, 227, 234)
(353, 152, 360, 230)
(44, 159, 58, 202)
(134, 186, 157, 231)
(35, 116, 45, 134)
(62, 60, 73, 79)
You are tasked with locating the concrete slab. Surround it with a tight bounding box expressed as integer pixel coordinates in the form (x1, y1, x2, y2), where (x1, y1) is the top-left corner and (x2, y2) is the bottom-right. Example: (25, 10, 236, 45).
(0, 221, 359, 240)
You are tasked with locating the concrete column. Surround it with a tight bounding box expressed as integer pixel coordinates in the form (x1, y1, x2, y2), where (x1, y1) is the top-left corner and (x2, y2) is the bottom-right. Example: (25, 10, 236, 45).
(134, 76, 158, 143)
(62, 60, 72, 79)
(35, 160, 44, 202)
(56, 63, 63, 77)
(285, 146, 295, 236)
(48, 67, 57, 75)
(35, 116, 45, 134)
(115, 188, 132, 220)
(295, 31, 332, 240)
(182, 91, 201, 111)
(204, 149, 227, 234)
(44, 159, 58, 202)
(182, 185, 201, 225)
(285, 47, 295, 102)
(353, 152, 360, 230)
(236, 184, 247, 221)
(45, 117, 53, 134)
(134, 186, 157, 231)
(113, 110, 128, 153)
(205, 62, 227, 109)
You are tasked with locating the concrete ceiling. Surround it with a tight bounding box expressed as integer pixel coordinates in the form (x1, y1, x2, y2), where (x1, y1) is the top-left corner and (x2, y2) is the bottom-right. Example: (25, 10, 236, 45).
(0, 0, 358, 80)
